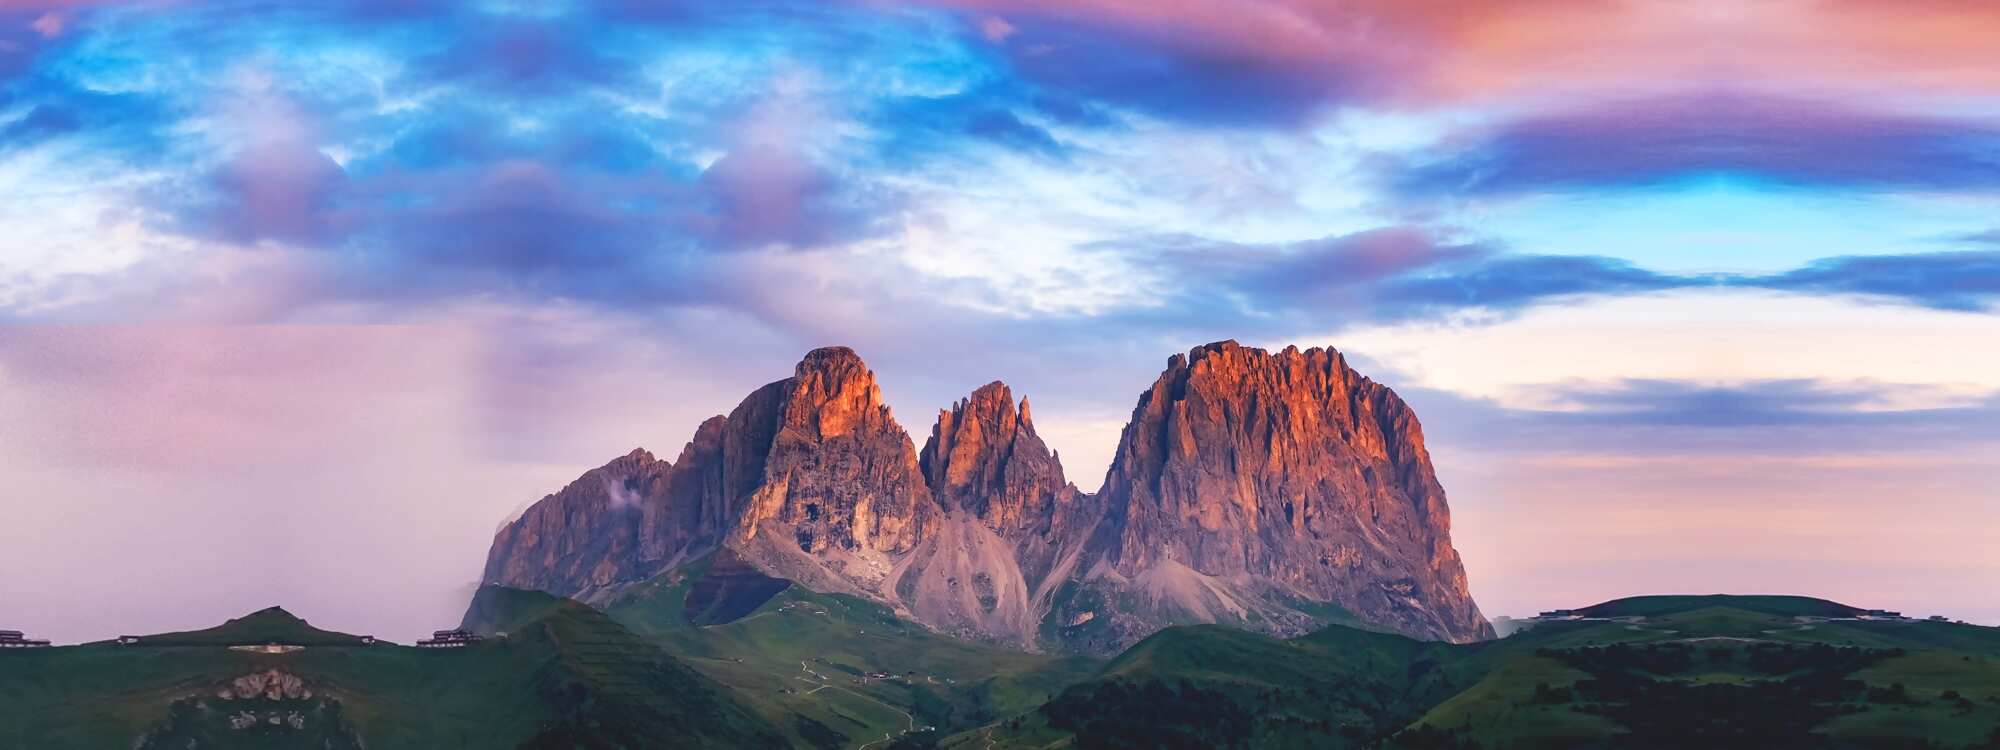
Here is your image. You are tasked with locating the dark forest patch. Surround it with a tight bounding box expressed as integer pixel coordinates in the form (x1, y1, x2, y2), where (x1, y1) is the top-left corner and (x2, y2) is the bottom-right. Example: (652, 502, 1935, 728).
(682, 547, 792, 626)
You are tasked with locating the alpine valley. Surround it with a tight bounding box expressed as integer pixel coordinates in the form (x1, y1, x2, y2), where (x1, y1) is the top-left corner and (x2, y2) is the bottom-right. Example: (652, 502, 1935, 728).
(6, 343, 1997, 749)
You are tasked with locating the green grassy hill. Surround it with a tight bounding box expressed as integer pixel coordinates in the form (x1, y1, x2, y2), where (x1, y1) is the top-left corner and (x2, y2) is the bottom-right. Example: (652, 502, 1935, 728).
(601, 564, 1100, 749)
(0, 591, 783, 749)
(999, 623, 1489, 749)
(1575, 594, 1866, 619)
(8, 592, 1995, 749)
(119, 606, 375, 646)
(963, 595, 2000, 750)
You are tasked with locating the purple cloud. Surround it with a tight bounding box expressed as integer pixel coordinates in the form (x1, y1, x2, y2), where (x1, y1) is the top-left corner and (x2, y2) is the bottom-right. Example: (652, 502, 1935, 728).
(1394, 93, 2000, 195)
(695, 144, 878, 251)
(1399, 377, 2000, 460)
(210, 140, 349, 246)
(1095, 228, 1702, 332)
(1951, 229, 2000, 246)
(1747, 251, 2000, 311)
(982, 12, 1381, 127)
(417, 16, 632, 94)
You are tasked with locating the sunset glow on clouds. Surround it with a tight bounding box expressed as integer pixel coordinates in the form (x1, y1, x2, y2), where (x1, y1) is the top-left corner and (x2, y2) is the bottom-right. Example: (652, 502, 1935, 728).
(2, 0, 1999, 640)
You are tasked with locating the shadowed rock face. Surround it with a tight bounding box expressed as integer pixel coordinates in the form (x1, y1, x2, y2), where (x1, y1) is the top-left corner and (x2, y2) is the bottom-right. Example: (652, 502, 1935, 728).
(476, 341, 1490, 653)
(480, 448, 674, 598)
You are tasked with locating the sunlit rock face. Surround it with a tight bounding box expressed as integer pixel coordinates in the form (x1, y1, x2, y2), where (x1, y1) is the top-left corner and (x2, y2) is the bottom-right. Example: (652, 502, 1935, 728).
(732, 346, 937, 558)
(477, 341, 1490, 653)
(920, 382, 1100, 594)
(922, 382, 1071, 537)
(900, 381, 1101, 648)
(481, 347, 937, 606)
(723, 347, 941, 603)
(1058, 341, 1492, 653)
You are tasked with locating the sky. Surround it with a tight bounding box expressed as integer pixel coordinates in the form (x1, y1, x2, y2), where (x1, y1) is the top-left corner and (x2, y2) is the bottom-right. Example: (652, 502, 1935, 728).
(2, 0, 1998, 644)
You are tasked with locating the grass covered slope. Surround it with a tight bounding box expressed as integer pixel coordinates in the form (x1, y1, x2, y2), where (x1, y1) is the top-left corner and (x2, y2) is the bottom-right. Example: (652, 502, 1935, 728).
(458, 585, 788, 748)
(1405, 597, 2000, 750)
(602, 564, 1101, 749)
(968, 623, 1489, 750)
(0, 641, 287, 747)
(1575, 594, 1867, 619)
(0, 590, 784, 749)
(7, 591, 1994, 749)
(966, 595, 2000, 750)
(125, 606, 374, 646)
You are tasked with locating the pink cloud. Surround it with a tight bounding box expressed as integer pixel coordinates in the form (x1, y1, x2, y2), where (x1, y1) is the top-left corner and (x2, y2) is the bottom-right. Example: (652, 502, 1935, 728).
(925, 0, 2000, 111)
(978, 14, 1015, 42)
(28, 10, 59, 37)
(205, 74, 349, 245)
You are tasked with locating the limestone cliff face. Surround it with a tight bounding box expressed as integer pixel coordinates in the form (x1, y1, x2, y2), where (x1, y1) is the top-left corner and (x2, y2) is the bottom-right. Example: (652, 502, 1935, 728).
(1055, 341, 1491, 650)
(477, 341, 1489, 653)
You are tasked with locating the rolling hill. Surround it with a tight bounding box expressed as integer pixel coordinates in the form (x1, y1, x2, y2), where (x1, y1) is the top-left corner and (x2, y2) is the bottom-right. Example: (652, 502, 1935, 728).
(0, 595, 783, 749)
(119, 606, 376, 647)
(591, 563, 1101, 749)
(958, 595, 2000, 750)
(9, 593, 1993, 748)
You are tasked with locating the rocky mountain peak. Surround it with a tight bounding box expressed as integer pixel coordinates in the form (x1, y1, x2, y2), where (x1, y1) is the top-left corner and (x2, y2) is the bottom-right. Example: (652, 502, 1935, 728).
(732, 346, 934, 562)
(920, 380, 1068, 534)
(784, 345, 890, 439)
(798, 344, 864, 370)
(1076, 339, 1490, 647)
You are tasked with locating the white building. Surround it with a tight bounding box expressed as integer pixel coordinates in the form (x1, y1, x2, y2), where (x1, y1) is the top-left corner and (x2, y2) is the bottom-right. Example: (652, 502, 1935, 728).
(0, 629, 51, 648)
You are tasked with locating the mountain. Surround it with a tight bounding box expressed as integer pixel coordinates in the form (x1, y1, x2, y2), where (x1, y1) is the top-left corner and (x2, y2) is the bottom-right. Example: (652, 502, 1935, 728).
(476, 341, 1490, 654)
(896, 381, 1103, 647)
(1050, 341, 1490, 651)
(962, 595, 2000, 750)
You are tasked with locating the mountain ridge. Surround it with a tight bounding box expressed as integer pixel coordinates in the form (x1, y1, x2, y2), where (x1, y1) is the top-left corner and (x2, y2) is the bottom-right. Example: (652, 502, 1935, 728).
(475, 340, 1491, 654)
